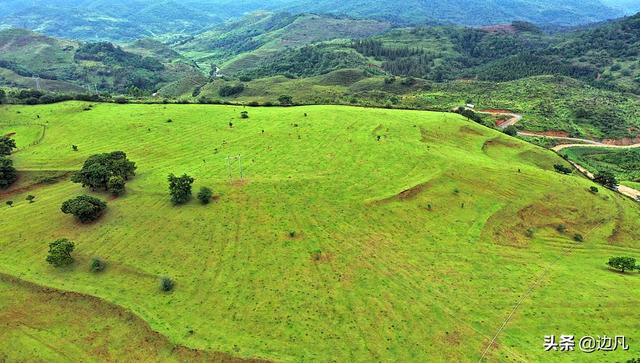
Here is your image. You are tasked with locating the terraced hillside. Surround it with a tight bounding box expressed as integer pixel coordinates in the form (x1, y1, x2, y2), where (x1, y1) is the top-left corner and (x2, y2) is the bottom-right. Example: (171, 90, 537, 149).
(0, 102, 639, 362)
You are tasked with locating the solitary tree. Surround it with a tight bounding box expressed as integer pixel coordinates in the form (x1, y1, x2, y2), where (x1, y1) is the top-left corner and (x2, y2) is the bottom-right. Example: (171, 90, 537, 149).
(0, 136, 17, 156)
(61, 195, 107, 223)
(46, 239, 75, 267)
(607, 257, 637, 273)
(197, 187, 213, 204)
(594, 171, 618, 189)
(71, 151, 136, 191)
(168, 174, 194, 204)
(553, 164, 572, 175)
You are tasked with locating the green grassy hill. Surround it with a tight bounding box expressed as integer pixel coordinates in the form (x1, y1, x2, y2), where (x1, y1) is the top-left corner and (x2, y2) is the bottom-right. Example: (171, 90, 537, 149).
(178, 72, 640, 141)
(0, 29, 200, 94)
(176, 12, 390, 73)
(0, 102, 638, 362)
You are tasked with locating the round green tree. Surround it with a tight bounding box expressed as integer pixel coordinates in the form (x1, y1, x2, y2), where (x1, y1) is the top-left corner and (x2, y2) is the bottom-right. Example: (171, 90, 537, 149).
(46, 239, 75, 267)
(61, 195, 107, 223)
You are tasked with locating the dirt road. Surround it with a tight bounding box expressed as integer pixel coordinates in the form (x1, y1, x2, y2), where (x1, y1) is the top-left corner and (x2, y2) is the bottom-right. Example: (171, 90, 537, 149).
(474, 108, 640, 201)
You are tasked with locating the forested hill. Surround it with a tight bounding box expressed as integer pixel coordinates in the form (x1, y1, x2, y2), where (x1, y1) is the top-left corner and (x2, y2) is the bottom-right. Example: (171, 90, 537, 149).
(0, 0, 627, 41)
(281, 0, 622, 27)
(0, 29, 200, 94)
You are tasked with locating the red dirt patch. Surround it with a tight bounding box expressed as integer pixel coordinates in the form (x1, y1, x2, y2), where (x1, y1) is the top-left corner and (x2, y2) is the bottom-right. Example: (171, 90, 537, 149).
(602, 135, 640, 146)
(373, 181, 433, 205)
(531, 130, 570, 138)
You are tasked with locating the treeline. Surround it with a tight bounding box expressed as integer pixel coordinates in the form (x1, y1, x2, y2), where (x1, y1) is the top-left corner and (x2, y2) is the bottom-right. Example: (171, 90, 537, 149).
(472, 54, 599, 82)
(75, 42, 164, 72)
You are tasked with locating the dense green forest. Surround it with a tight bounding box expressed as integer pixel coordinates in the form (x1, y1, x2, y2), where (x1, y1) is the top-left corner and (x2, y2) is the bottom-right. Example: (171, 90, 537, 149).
(0, 0, 628, 41)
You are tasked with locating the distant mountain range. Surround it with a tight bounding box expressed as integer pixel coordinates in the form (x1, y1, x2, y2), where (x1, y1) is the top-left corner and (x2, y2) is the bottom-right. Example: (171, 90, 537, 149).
(0, 0, 634, 41)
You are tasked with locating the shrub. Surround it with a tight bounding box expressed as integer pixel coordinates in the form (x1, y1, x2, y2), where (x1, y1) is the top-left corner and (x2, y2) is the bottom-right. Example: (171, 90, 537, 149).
(197, 187, 213, 204)
(168, 174, 194, 205)
(594, 171, 618, 189)
(6, 200, 13, 208)
(503, 125, 519, 136)
(289, 230, 297, 238)
(160, 277, 175, 292)
(46, 239, 75, 267)
(553, 164, 572, 175)
(607, 256, 637, 273)
(278, 95, 293, 106)
(590, 186, 599, 194)
(556, 224, 566, 233)
(26, 195, 35, 203)
(573, 233, 584, 242)
(107, 176, 126, 196)
(219, 83, 245, 97)
(240, 111, 249, 119)
(61, 195, 107, 223)
(525, 228, 535, 238)
(114, 97, 128, 104)
(0, 157, 17, 189)
(0, 136, 17, 156)
(90, 257, 106, 272)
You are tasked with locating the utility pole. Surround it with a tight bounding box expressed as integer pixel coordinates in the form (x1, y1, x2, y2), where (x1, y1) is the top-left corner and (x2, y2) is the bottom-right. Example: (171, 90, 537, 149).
(32, 74, 41, 91)
(226, 155, 243, 182)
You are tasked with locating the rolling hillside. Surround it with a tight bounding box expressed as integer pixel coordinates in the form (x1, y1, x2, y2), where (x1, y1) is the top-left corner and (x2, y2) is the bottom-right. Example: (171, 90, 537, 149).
(176, 12, 390, 72)
(0, 29, 200, 93)
(0, 0, 627, 41)
(0, 102, 638, 361)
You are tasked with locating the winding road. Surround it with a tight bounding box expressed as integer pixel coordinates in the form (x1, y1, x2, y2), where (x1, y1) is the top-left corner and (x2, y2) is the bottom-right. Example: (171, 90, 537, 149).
(474, 108, 640, 200)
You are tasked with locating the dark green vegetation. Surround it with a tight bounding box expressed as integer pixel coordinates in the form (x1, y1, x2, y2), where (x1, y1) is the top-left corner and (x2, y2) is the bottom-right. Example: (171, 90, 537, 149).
(0, 0, 626, 42)
(0, 29, 200, 94)
(197, 187, 213, 205)
(561, 147, 639, 187)
(0, 157, 17, 189)
(45, 238, 75, 268)
(0, 136, 17, 155)
(90, 257, 107, 273)
(168, 173, 195, 205)
(60, 195, 107, 223)
(607, 256, 638, 272)
(71, 151, 136, 193)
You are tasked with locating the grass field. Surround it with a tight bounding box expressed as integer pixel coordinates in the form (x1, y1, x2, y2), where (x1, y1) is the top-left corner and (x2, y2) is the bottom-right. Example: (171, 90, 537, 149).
(1, 102, 639, 362)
